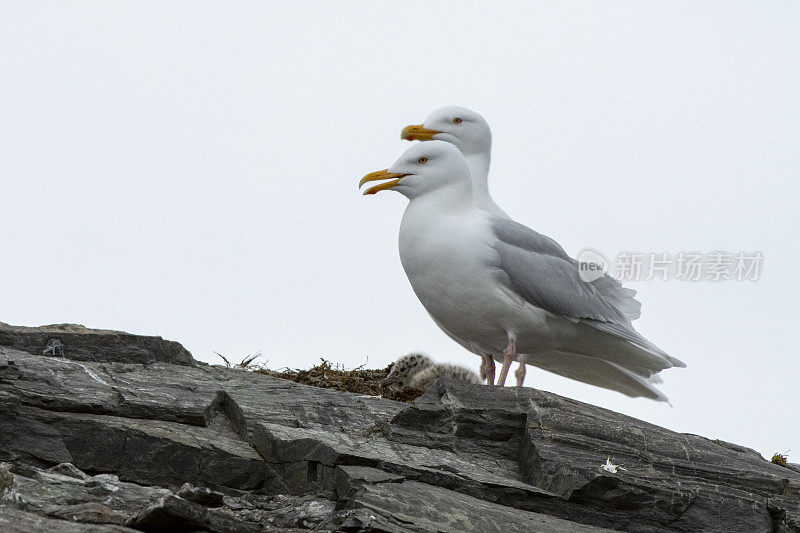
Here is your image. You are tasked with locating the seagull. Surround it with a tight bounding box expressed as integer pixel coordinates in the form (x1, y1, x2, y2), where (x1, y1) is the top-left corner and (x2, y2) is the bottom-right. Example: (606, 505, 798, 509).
(360, 141, 684, 401)
(401, 107, 646, 389)
(402, 107, 524, 383)
(401, 106, 508, 217)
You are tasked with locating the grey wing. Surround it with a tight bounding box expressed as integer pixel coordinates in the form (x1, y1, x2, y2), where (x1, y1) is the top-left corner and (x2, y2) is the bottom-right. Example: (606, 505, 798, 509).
(490, 221, 631, 325)
(490, 215, 574, 261)
(590, 273, 641, 321)
(491, 216, 641, 321)
(490, 216, 685, 371)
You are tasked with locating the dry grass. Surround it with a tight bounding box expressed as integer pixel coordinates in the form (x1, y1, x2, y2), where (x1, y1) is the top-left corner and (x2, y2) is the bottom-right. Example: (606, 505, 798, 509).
(246, 358, 426, 403)
(771, 453, 788, 467)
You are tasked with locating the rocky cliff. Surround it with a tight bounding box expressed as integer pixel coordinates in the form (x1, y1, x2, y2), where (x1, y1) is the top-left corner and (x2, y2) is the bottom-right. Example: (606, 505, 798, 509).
(0, 322, 797, 532)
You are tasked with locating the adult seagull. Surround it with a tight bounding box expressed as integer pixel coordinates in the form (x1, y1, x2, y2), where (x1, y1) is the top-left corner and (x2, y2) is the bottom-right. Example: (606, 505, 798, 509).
(401, 107, 647, 388)
(402, 106, 508, 217)
(360, 141, 684, 400)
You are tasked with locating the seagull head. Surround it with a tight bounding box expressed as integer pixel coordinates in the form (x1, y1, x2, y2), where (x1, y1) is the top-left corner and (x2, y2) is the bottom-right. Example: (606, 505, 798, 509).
(381, 352, 432, 391)
(359, 141, 471, 200)
(401, 106, 491, 157)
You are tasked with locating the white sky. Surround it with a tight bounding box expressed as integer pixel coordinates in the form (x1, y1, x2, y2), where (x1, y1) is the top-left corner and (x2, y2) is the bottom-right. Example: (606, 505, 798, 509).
(2, 2, 798, 459)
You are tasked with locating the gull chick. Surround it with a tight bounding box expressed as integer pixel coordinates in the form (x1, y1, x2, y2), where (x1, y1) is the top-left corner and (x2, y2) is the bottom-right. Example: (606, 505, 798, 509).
(360, 141, 684, 401)
(381, 352, 481, 391)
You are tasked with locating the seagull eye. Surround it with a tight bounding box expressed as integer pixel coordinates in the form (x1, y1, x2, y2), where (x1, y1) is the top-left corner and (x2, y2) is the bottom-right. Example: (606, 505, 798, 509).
(453, 118, 462, 125)
(417, 157, 429, 164)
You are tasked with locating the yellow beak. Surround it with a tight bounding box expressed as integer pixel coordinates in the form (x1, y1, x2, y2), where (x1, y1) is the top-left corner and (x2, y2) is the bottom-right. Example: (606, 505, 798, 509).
(401, 124, 441, 141)
(359, 169, 406, 195)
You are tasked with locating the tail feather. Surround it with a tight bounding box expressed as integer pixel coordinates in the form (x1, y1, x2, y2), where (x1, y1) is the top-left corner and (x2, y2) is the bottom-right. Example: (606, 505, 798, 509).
(583, 320, 686, 371)
(520, 351, 671, 402)
(551, 320, 677, 378)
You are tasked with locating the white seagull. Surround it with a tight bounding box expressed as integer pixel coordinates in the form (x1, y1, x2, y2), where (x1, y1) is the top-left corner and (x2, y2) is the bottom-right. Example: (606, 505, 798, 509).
(401, 107, 647, 389)
(401, 106, 508, 217)
(360, 141, 684, 401)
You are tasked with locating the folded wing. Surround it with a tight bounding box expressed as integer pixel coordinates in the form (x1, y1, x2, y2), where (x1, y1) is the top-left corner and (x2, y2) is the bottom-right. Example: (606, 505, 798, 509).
(489, 216, 685, 378)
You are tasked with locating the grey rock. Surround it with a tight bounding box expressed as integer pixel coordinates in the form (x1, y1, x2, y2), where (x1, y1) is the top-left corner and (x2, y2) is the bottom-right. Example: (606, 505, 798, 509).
(0, 360, 21, 382)
(0, 322, 193, 366)
(0, 506, 138, 532)
(46, 502, 130, 525)
(126, 495, 265, 533)
(49, 462, 91, 480)
(1, 325, 798, 533)
(0, 463, 13, 494)
(221, 493, 336, 530)
(333, 477, 614, 533)
(176, 482, 225, 507)
(0, 461, 172, 520)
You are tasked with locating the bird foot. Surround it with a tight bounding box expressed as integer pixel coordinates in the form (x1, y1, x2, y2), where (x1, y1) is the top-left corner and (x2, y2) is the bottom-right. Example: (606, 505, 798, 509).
(495, 338, 516, 386)
(515, 362, 526, 387)
(481, 354, 495, 385)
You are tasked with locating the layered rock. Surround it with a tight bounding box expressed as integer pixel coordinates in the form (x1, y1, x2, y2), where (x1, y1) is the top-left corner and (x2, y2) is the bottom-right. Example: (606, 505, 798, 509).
(0, 323, 797, 532)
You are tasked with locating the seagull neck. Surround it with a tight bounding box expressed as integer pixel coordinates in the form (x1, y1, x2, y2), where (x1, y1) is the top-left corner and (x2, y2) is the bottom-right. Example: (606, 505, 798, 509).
(464, 152, 492, 201)
(408, 181, 473, 212)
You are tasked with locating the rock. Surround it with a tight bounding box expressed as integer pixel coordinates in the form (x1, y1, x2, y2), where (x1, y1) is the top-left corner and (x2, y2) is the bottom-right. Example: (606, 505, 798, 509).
(0, 461, 172, 520)
(0, 322, 193, 366)
(219, 492, 336, 529)
(0, 464, 13, 494)
(1, 324, 798, 532)
(333, 476, 613, 532)
(48, 462, 91, 481)
(176, 482, 225, 507)
(0, 507, 137, 532)
(47, 502, 130, 525)
(0, 360, 20, 382)
(125, 495, 265, 533)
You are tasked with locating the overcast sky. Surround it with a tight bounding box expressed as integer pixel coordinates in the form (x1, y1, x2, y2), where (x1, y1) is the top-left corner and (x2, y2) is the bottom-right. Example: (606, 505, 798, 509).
(1, 2, 798, 459)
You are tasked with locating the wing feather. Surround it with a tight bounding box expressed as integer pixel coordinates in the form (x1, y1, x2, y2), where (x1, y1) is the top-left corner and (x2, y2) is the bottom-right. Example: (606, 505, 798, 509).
(489, 216, 684, 371)
(491, 216, 642, 321)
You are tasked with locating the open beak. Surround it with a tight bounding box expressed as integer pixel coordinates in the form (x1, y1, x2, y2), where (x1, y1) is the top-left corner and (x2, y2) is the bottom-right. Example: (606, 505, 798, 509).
(401, 124, 441, 141)
(359, 169, 406, 195)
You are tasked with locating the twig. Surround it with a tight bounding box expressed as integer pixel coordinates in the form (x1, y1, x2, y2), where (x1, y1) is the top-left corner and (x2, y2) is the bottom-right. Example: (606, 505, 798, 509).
(214, 351, 231, 368)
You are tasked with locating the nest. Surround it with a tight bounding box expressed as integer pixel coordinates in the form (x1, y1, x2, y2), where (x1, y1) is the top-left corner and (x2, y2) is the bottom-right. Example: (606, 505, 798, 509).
(250, 358, 426, 403)
(771, 453, 788, 467)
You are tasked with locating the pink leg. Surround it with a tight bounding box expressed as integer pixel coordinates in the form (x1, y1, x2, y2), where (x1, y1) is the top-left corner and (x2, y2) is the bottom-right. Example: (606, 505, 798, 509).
(496, 338, 516, 386)
(481, 354, 495, 385)
(515, 362, 526, 387)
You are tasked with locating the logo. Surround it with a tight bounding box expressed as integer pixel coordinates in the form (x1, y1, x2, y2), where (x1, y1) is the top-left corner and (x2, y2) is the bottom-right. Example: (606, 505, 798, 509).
(577, 248, 609, 282)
